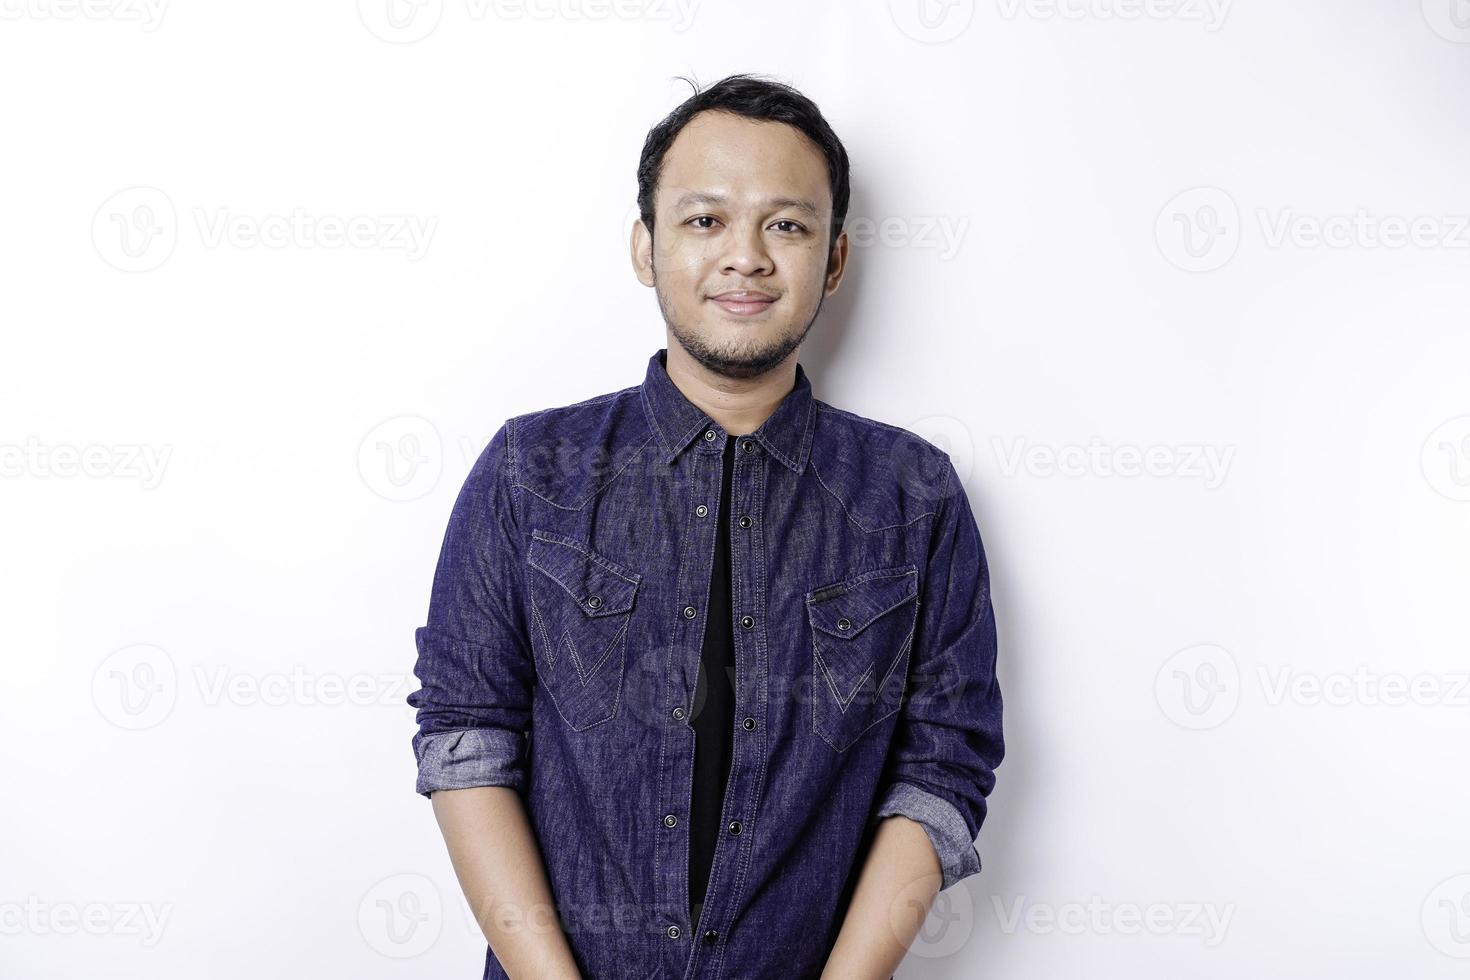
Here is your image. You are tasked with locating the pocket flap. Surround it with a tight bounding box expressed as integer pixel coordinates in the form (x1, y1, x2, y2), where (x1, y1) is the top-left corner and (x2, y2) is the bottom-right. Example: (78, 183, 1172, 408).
(805, 565, 918, 639)
(527, 529, 641, 617)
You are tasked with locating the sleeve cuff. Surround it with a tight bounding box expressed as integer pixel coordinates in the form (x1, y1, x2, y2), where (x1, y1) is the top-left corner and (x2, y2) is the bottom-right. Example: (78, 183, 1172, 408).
(412, 728, 527, 797)
(872, 781, 982, 891)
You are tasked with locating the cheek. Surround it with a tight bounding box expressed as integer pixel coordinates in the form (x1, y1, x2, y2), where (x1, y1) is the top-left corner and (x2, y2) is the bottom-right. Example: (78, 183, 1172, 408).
(655, 234, 718, 278)
(780, 240, 828, 273)
(787, 250, 832, 295)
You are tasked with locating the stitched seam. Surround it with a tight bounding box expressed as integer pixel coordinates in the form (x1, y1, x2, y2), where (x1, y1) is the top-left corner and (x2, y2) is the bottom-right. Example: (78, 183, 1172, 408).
(513, 432, 660, 513)
(655, 448, 697, 962)
(808, 587, 918, 640)
(670, 414, 714, 462)
(814, 646, 873, 711)
(812, 588, 919, 753)
(814, 400, 936, 441)
(809, 456, 939, 533)
(805, 564, 918, 603)
(639, 378, 674, 455)
(516, 387, 631, 424)
(795, 392, 815, 472)
(527, 552, 629, 731)
(528, 529, 643, 584)
(805, 567, 919, 646)
(571, 431, 661, 511)
(715, 443, 768, 980)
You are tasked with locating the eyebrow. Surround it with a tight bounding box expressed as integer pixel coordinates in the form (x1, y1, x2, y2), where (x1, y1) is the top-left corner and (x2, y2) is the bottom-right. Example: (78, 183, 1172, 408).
(670, 191, 823, 220)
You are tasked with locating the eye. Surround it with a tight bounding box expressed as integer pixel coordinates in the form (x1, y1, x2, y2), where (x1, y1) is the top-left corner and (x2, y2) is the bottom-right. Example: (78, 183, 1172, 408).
(686, 215, 721, 230)
(771, 220, 806, 234)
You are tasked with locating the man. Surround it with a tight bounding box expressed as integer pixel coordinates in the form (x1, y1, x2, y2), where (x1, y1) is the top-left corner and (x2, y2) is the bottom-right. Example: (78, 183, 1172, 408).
(408, 73, 1004, 979)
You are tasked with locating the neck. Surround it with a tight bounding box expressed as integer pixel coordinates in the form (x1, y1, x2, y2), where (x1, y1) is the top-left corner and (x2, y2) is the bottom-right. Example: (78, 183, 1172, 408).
(663, 342, 797, 437)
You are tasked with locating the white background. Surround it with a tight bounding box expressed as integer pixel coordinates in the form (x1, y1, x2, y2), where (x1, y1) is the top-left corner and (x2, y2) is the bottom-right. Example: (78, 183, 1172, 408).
(2, 1, 1469, 977)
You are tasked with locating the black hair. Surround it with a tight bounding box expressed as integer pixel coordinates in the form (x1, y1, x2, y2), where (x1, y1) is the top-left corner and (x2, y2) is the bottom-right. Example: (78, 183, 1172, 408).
(635, 73, 851, 254)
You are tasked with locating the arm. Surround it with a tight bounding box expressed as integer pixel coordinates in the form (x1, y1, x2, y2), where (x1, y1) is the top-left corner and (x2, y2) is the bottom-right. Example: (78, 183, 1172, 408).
(407, 421, 581, 979)
(819, 815, 941, 980)
(827, 453, 1005, 974)
(431, 787, 581, 980)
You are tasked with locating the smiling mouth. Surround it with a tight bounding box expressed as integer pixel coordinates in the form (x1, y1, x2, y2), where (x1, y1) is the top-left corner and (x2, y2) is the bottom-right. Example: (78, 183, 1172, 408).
(709, 293, 777, 316)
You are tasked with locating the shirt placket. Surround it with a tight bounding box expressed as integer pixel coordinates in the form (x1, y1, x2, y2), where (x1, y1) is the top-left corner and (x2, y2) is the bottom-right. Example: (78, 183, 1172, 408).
(687, 431, 770, 979)
(657, 426, 770, 980)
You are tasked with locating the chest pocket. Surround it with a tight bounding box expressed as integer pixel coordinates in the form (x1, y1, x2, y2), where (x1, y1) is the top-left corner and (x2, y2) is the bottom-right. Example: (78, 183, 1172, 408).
(805, 564, 919, 752)
(526, 529, 641, 732)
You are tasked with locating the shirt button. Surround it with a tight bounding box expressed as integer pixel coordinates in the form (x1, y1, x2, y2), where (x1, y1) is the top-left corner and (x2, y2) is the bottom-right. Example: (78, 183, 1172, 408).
(737, 515, 752, 528)
(703, 929, 719, 945)
(663, 813, 677, 827)
(587, 595, 602, 609)
(836, 617, 851, 631)
(696, 504, 708, 517)
(741, 440, 756, 454)
(740, 615, 753, 629)
(741, 717, 755, 731)
(673, 706, 686, 720)
(683, 605, 697, 619)
(727, 820, 742, 836)
(704, 430, 716, 441)
(667, 924, 681, 939)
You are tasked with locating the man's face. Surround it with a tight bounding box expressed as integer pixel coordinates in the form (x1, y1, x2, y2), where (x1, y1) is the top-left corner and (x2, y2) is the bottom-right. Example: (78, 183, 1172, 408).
(631, 110, 848, 380)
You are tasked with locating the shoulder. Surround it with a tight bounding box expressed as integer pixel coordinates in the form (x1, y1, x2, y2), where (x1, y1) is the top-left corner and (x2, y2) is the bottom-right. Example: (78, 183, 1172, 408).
(503, 384, 651, 509)
(809, 399, 957, 532)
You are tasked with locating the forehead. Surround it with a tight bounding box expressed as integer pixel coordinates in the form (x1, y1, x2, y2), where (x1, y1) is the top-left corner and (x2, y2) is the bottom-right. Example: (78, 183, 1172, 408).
(658, 110, 831, 214)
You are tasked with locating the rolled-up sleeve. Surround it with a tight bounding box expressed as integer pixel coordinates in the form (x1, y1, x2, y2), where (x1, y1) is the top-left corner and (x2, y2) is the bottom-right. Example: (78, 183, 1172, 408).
(407, 419, 536, 798)
(872, 455, 1003, 891)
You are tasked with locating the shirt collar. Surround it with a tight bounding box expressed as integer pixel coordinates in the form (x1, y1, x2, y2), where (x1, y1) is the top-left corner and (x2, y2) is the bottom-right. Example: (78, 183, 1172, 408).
(640, 347, 816, 474)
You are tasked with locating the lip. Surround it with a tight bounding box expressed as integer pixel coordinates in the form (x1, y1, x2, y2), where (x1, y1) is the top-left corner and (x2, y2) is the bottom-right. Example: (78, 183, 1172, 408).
(709, 291, 777, 316)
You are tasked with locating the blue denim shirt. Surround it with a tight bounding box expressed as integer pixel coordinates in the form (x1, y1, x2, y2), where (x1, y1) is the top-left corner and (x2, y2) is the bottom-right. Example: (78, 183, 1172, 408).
(408, 348, 1003, 979)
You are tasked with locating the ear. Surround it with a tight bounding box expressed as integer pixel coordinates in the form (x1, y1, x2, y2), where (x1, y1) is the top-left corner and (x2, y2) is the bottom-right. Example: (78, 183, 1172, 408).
(823, 228, 850, 297)
(630, 215, 655, 287)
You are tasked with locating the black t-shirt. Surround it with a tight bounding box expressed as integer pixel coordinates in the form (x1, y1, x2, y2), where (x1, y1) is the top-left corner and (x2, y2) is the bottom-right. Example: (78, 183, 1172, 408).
(688, 433, 737, 932)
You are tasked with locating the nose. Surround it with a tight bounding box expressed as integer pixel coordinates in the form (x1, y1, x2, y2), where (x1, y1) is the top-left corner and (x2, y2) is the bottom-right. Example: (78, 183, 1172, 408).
(718, 218, 773, 278)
